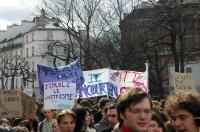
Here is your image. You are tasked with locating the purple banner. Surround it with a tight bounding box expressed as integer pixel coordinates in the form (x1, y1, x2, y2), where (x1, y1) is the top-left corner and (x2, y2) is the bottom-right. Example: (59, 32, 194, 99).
(37, 59, 84, 95)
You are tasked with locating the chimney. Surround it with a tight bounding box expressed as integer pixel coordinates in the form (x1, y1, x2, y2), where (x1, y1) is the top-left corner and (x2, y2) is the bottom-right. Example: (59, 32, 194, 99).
(34, 9, 47, 27)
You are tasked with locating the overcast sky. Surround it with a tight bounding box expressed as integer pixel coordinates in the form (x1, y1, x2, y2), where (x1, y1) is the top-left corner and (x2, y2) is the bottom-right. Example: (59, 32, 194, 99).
(0, 0, 41, 30)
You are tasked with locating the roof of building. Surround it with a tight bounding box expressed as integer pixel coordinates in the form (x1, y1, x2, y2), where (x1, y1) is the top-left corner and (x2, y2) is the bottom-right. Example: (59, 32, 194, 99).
(120, 7, 156, 26)
(0, 10, 63, 44)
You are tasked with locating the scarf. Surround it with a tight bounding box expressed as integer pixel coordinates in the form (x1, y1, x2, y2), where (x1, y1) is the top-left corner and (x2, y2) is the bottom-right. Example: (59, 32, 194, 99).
(121, 123, 131, 132)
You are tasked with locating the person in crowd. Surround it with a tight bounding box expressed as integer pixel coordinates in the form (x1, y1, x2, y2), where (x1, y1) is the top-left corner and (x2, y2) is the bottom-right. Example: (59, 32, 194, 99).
(79, 100, 92, 110)
(113, 87, 153, 132)
(100, 103, 118, 132)
(52, 121, 59, 132)
(89, 114, 96, 130)
(94, 97, 110, 124)
(37, 108, 57, 132)
(165, 92, 200, 132)
(72, 105, 96, 132)
(152, 100, 161, 114)
(148, 111, 166, 132)
(11, 117, 22, 127)
(80, 99, 98, 118)
(29, 114, 39, 132)
(0, 118, 10, 127)
(18, 120, 33, 132)
(56, 109, 76, 132)
(12, 126, 29, 132)
(158, 100, 168, 123)
(107, 103, 118, 129)
(94, 97, 110, 132)
(164, 121, 176, 132)
(0, 118, 13, 131)
(0, 125, 12, 132)
(94, 106, 110, 132)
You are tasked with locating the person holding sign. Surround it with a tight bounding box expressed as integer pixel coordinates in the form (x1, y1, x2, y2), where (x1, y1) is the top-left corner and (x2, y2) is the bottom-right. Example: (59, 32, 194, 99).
(56, 109, 76, 132)
(165, 92, 200, 132)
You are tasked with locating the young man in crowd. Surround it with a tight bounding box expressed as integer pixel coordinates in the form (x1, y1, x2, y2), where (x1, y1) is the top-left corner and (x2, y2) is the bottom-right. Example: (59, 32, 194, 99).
(113, 87, 153, 132)
(165, 92, 200, 132)
(94, 97, 110, 132)
(100, 103, 118, 132)
(37, 108, 57, 132)
(106, 103, 118, 129)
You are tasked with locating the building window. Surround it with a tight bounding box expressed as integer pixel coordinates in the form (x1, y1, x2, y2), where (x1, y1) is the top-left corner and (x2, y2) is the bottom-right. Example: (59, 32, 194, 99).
(21, 78, 25, 89)
(194, 21, 200, 49)
(26, 35, 28, 43)
(32, 61, 35, 71)
(20, 49, 23, 57)
(32, 46, 34, 56)
(15, 51, 18, 56)
(47, 31, 53, 40)
(26, 48, 29, 58)
(16, 78, 18, 89)
(32, 33, 34, 41)
(47, 59, 54, 67)
(186, 67, 192, 73)
(10, 52, 12, 57)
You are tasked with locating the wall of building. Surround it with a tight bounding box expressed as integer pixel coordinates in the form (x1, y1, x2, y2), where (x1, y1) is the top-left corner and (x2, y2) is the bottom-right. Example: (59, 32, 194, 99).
(0, 11, 73, 94)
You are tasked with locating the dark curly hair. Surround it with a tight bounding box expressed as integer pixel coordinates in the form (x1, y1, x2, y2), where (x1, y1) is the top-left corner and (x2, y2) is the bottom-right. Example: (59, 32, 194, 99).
(165, 92, 200, 127)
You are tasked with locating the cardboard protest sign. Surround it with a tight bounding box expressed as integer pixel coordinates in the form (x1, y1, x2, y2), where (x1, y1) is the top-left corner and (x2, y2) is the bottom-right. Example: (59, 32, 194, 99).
(21, 92, 35, 119)
(37, 59, 84, 96)
(44, 81, 76, 109)
(173, 72, 197, 93)
(0, 90, 35, 119)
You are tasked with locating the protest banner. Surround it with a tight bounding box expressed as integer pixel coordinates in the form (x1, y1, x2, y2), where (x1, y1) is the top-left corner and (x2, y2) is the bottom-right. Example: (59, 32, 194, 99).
(172, 72, 197, 93)
(81, 69, 118, 98)
(81, 64, 148, 98)
(0, 90, 35, 119)
(37, 59, 84, 96)
(44, 81, 76, 109)
(110, 63, 149, 94)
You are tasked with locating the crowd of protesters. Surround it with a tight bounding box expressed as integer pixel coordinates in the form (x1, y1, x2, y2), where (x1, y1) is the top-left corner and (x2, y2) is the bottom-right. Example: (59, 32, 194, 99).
(0, 87, 200, 132)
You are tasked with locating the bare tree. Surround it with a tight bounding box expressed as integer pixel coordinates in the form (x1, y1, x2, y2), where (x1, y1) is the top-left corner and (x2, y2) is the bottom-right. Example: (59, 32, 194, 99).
(41, 0, 136, 69)
(138, 1, 200, 96)
(0, 55, 31, 90)
(153, 2, 200, 72)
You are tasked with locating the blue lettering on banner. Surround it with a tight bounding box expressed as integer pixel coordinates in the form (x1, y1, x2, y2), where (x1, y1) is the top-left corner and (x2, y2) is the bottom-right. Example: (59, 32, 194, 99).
(106, 82, 118, 97)
(88, 73, 101, 83)
(53, 89, 60, 94)
(81, 82, 118, 98)
(45, 93, 74, 100)
(82, 83, 106, 96)
(38, 59, 84, 96)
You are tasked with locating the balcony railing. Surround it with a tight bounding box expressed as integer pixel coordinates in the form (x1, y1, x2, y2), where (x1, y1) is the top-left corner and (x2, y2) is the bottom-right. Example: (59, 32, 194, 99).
(0, 43, 23, 52)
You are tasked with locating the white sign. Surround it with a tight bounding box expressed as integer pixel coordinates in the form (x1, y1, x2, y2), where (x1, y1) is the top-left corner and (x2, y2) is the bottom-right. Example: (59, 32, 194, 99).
(81, 64, 149, 98)
(173, 72, 197, 93)
(81, 69, 118, 98)
(112, 63, 149, 94)
(44, 81, 76, 109)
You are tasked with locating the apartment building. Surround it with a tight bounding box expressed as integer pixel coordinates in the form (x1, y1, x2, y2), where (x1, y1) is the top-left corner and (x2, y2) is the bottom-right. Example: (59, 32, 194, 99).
(0, 9, 79, 93)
